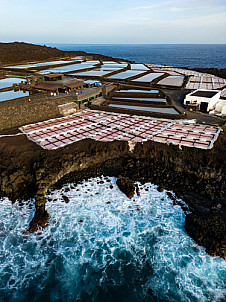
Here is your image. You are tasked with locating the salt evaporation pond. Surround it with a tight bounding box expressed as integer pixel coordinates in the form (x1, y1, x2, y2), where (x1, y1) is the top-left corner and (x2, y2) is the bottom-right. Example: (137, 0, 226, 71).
(0, 78, 26, 90)
(0, 177, 225, 302)
(109, 104, 179, 114)
(108, 70, 145, 80)
(44, 63, 96, 73)
(118, 89, 159, 93)
(111, 97, 166, 103)
(0, 90, 29, 102)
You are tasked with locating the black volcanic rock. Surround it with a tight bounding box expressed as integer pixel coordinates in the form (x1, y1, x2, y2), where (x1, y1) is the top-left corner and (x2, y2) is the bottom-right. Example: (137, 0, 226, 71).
(116, 175, 135, 199)
(185, 199, 226, 260)
(25, 205, 49, 233)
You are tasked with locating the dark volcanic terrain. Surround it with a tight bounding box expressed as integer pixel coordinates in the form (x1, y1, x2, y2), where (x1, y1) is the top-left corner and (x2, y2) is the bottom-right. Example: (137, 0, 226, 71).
(0, 42, 124, 65)
(0, 126, 225, 259)
(0, 42, 225, 260)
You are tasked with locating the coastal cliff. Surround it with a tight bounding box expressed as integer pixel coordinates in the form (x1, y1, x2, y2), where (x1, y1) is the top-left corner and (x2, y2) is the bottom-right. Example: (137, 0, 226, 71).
(0, 129, 225, 259)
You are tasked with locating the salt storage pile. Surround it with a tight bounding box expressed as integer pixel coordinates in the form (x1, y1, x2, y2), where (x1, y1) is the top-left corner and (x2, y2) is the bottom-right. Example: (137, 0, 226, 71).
(0, 177, 226, 302)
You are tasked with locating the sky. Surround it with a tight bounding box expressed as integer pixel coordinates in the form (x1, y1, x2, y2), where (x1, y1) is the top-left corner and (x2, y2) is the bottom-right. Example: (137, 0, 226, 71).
(0, 0, 226, 44)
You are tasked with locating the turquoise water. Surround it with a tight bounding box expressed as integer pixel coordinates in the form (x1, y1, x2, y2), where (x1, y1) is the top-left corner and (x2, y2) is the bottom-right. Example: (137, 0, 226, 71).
(0, 177, 225, 302)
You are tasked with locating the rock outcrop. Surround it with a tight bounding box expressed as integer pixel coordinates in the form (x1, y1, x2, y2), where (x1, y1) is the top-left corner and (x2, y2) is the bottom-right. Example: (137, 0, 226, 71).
(0, 129, 225, 259)
(116, 176, 135, 199)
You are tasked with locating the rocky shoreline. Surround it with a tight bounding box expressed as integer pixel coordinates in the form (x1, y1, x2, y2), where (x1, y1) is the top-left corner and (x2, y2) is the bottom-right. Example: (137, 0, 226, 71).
(0, 42, 225, 260)
(0, 126, 225, 259)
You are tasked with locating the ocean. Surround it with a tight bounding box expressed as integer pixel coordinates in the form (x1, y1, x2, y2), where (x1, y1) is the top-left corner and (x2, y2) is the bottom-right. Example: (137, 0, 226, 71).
(49, 44, 226, 69)
(0, 177, 226, 302)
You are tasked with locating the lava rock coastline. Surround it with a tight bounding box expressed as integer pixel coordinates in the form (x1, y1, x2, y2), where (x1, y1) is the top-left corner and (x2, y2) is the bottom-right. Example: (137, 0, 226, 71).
(0, 42, 225, 260)
(0, 129, 225, 260)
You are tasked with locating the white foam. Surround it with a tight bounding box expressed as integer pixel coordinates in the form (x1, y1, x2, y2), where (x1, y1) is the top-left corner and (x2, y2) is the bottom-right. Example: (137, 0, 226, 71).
(0, 178, 225, 301)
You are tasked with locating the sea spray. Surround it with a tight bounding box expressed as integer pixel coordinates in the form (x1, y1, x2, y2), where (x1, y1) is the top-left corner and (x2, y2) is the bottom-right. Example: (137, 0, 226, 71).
(0, 177, 225, 302)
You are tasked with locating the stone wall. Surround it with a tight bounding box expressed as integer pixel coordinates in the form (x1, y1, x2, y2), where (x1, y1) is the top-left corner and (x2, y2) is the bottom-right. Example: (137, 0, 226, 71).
(102, 83, 115, 96)
(0, 86, 107, 131)
(58, 102, 78, 116)
(77, 87, 102, 101)
(0, 95, 75, 131)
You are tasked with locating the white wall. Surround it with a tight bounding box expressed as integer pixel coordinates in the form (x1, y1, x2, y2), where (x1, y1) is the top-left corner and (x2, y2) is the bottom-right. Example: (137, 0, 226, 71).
(184, 90, 221, 112)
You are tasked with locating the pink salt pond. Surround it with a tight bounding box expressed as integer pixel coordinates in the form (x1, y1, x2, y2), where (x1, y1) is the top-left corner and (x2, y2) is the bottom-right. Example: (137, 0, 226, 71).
(20, 110, 220, 150)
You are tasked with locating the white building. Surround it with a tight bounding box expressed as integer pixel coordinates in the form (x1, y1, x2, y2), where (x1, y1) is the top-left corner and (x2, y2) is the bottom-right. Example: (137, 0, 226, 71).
(184, 89, 221, 113)
(213, 99, 226, 115)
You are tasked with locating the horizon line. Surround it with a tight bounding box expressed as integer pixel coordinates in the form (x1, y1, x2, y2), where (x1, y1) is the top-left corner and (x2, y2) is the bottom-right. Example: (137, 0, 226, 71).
(1, 41, 226, 45)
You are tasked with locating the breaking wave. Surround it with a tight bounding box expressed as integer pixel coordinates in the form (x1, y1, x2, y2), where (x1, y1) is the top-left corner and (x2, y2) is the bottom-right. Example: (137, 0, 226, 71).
(0, 177, 225, 302)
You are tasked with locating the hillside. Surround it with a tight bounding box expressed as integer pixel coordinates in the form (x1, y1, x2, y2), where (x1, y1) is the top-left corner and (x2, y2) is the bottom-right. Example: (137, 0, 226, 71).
(0, 42, 122, 64)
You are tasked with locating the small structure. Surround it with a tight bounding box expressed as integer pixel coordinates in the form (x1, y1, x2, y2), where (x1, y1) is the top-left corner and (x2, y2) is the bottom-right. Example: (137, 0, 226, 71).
(222, 104, 226, 115)
(82, 80, 101, 88)
(33, 82, 63, 93)
(184, 89, 221, 113)
(212, 99, 226, 115)
(42, 73, 64, 81)
(32, 79, 84, 94)
(64, 81, 84, 91)
(75, 86, 103, 109)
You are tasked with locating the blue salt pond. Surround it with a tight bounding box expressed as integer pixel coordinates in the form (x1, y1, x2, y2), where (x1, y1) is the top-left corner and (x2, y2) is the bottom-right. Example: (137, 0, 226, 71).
(118, 89, 159, 93)
(71, 69, 115, 77)
(101, 61, 118, 64)
(109, 104, 179, 114)
(0, 78, 26, 90)
(43, 63, 96, 73)
(3, 64, 37, 69)
(0, 177, 225, 302)
(111, 97, 166, 103)
(108, 70, 145, 79)
(82, 61, 100, 64)
(130, 64, 150, 70)
(3, 61, 77, 70)
(133, 73, 165, 83)
(35, 60, 75, 67)
(101, 63, 128, 68)
(0, 90, 29, 102)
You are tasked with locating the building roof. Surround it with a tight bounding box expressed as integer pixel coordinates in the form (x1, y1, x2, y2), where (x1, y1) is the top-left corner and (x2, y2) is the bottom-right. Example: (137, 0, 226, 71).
(64, 81, 84, 89)
(33, 82, 63, 91)
(43, 73, 63, 79)
(191, 90, 219, 98)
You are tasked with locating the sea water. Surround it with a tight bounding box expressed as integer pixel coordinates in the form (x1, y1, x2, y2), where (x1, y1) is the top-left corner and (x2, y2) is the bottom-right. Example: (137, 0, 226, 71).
(49, 44, 226, 69)
(0, 177, 225, 302)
